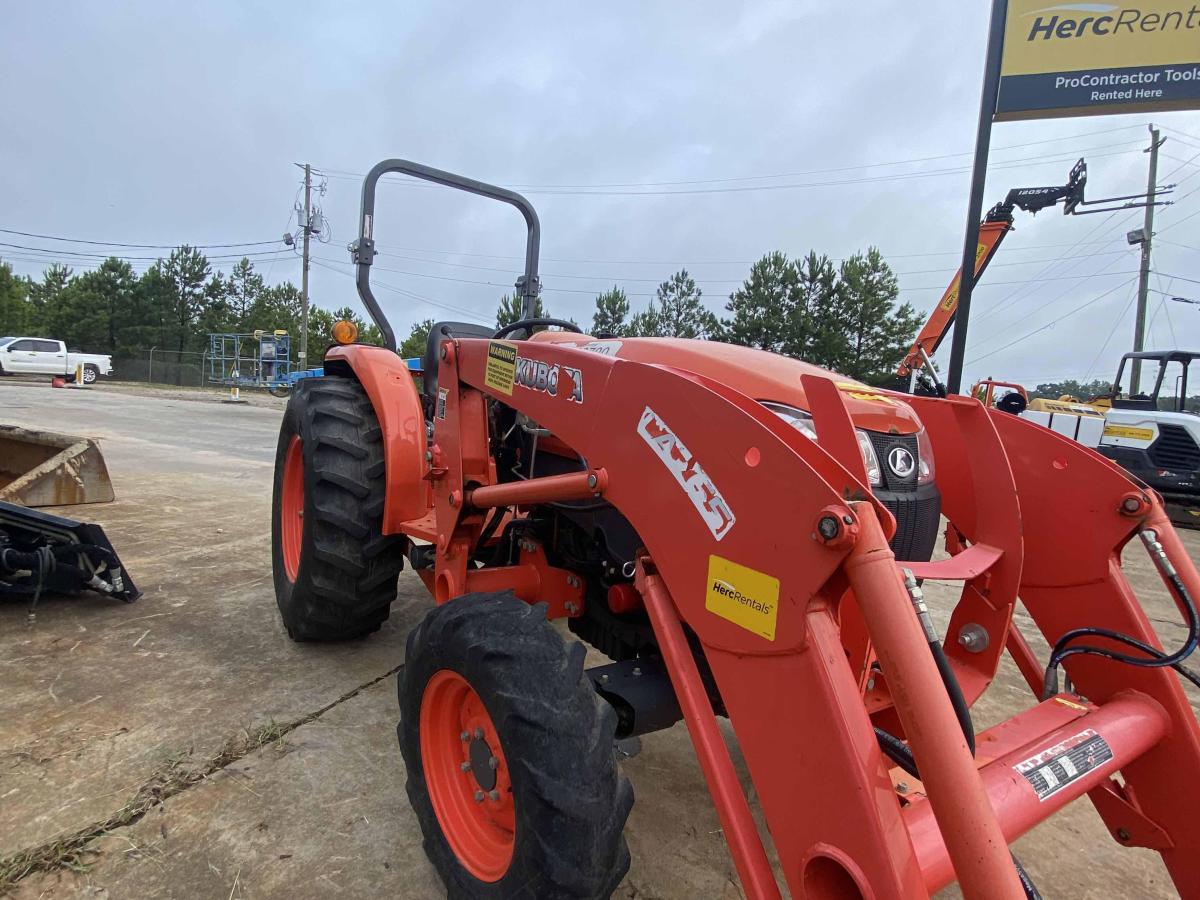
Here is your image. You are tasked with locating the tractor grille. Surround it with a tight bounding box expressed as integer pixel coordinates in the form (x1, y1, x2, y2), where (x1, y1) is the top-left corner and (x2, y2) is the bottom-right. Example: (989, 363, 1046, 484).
(879, 491, 941, 562)
(1148, 425, 1200, 472)
(866, 430, 939, 561)
(867, 432, 919, 491)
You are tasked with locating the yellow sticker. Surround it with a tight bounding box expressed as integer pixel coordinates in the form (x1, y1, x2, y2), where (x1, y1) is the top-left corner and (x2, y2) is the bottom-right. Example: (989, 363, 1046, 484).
(484, 342, 516, 396)
(834, 381, 894, 405)
(705, 555, 780, 641)
(1053, 697, 1090, 712)
(1103, 423, 1154, 441)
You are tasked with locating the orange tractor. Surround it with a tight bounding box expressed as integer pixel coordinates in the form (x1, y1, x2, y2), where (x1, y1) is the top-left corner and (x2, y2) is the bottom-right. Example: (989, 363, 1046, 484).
(271, 160, 1200, 899)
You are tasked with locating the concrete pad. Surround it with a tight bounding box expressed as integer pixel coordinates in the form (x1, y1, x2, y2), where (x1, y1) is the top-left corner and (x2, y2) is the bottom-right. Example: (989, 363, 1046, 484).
(4, 378, 1200, 898)
(0, 382, 423, 859)
(11, 679, 442, 900)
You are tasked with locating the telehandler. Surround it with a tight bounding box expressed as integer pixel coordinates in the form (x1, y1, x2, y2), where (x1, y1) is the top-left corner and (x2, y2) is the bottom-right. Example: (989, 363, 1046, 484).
(271, 160, 1200, 899)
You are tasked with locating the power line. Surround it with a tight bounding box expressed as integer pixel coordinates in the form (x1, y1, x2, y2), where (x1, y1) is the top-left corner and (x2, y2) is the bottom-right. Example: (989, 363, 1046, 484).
(0, 241, 294, 263)
(317, 251, 1138, 299)
(0, 227, 281, 250)
(313, 123, 1146, 191)
(320, 146, 1142, 198)
(1084, 287, 1138, 381)
(966, 277, 1138, 366)
(369, 247, 1128, 285)
(369, 235, 1124, 267)
(308, 257, 491, 324)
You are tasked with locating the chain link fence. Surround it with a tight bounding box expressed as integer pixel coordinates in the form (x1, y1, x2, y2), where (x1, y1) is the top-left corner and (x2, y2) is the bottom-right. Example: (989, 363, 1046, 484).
(111, 349, 209, 387)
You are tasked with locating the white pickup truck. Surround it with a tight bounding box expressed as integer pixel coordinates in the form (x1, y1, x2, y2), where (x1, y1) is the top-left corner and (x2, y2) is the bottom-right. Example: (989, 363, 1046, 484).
(0, 336, 113, 384)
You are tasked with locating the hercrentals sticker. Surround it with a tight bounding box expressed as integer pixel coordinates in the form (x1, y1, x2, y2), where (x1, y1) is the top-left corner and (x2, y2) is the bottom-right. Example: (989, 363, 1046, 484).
(706, 555, 780, 640)
(637, 406, 735, 540)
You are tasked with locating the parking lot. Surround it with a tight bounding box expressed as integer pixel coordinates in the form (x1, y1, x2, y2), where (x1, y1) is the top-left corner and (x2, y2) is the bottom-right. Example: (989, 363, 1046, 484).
(1, 378, 1196, 898)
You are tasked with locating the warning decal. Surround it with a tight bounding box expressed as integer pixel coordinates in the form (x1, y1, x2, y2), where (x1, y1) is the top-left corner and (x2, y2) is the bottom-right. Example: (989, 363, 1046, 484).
(705, 555, 780, 641)
(1014, 728, 1112, 802)
(484, 342, 517, 396)
(1103, 423, 1155, 442)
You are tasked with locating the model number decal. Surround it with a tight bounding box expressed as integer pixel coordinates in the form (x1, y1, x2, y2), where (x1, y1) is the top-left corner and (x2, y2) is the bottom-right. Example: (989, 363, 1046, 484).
(637, 406, 736, 541)
(1013, 728, 1112, 801)
(515, 357, 584, 403)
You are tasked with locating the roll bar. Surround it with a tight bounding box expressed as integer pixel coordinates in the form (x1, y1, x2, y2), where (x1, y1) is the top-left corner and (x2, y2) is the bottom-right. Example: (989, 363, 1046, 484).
(349, 159, 542, 352)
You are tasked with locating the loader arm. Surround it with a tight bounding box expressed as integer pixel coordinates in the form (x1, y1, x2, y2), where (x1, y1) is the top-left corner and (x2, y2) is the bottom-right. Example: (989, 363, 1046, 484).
(402, 334, 1200, 898)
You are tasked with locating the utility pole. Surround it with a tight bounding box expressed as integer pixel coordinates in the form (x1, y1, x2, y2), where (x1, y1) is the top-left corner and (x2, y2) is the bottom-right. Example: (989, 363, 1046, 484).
(1131, 124, 1164, 395)
(299, 163, 312, 370)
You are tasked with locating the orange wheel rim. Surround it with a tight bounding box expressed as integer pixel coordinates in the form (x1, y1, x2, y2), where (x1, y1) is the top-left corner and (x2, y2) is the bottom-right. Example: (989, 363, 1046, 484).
(420, 669, 515, 882)
(281, 435, 304, 581)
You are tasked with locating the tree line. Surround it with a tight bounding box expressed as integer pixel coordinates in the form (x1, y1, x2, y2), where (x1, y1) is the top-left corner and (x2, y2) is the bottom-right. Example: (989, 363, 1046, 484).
(2, 243, 922, 385)
(0, 248, 383, 363)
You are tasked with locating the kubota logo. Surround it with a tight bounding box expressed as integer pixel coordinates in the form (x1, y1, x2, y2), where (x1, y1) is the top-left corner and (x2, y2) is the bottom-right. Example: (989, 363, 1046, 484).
(637, 407, 736, 541)
(514, 356, 584, 403)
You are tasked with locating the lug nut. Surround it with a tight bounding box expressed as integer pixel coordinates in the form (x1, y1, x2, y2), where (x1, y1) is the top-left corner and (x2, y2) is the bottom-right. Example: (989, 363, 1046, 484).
(488, 756, 498, 770)
(474, 727, 484, 740)
(460, 731, 469, 742)
(489, 790, 500, 801)
(474, 790, 484, 802)
(461, 762, 471, 772)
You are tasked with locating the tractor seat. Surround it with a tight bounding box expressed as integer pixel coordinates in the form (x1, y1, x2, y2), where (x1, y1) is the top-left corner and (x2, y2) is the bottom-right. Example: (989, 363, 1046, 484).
(423, 321, 496, 400)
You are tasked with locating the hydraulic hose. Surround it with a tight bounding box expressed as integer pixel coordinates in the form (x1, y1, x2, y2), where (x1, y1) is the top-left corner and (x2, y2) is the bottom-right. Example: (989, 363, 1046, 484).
(873, 728, 1041, 899)
(900, 569, 976, 755)
(931, 639, 976, 756)
(1042, 529, 1200, 700)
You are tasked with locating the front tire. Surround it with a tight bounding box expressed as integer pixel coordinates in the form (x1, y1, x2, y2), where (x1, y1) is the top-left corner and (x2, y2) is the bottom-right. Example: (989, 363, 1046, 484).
(399, 592, 633, 899)
(270, 376, 405, 640)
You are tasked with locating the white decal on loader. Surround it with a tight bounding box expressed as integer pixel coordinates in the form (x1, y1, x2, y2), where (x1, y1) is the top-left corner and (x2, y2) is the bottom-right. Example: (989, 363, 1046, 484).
(637, 406, 736, 541)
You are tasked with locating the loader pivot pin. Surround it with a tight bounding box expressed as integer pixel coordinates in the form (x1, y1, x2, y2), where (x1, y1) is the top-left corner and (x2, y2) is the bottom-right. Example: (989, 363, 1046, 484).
(817, 516, 841, 541)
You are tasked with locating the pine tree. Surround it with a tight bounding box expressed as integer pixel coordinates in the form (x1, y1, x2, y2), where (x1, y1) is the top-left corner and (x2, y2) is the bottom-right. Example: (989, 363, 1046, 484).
(591, 286, 630, 336)
(157, 246, 212, 354)
(832, 248, 920, 383)
(225, 258, 265, 331)
(0, 261, 33, 334)
(496, 292, 548, 328)
(652, 269, 718, 339)
(723, 252, 799, 353)
(399, 318, 435, 359)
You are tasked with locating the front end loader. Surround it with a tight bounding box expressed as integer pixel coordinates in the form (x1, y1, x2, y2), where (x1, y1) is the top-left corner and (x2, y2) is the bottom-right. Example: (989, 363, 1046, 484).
(269, 159, 1200, 899)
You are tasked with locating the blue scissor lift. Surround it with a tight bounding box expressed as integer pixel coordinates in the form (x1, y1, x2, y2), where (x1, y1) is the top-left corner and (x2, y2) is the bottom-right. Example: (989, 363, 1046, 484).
(207, 331, 296, 394)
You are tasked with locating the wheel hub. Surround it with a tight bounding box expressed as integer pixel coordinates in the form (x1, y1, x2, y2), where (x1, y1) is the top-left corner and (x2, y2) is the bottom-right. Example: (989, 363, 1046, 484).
(420, 669, 515, 882)
(468, 737, 497, 792)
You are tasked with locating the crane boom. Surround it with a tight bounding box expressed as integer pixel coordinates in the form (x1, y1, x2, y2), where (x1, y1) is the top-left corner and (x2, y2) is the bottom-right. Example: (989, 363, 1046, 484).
(897, 159, 1088, 380)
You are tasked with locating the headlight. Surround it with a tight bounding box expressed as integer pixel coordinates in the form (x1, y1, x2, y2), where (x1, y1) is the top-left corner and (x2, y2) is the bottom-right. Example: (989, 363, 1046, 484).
(855, 429, 882, 486)
(762, 402, 882, 487)
(916, 427, 935, 484)
(761, 401, 817, 440)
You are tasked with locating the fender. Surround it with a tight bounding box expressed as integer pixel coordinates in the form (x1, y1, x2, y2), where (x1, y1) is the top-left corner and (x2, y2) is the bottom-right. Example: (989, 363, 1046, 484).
(324, 344, 429, 532)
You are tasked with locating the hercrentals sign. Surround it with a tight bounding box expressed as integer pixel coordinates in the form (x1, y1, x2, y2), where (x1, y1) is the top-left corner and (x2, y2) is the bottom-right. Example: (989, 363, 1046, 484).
(996, 0, 1200, 119)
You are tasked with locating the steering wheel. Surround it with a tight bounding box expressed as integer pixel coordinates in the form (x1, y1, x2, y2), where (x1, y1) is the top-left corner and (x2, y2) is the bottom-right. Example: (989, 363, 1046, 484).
(492, 318, 584, 340)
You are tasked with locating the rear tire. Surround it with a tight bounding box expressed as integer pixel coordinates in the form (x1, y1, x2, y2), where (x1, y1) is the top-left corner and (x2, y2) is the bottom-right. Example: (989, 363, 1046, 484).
(399, 592, 633, 898)
(271, 376, 406, 640)
(82, 364, 98, 384)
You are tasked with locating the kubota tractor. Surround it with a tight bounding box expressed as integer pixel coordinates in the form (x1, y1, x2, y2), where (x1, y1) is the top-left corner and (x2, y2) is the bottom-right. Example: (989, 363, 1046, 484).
(270, 160, 1200, 899)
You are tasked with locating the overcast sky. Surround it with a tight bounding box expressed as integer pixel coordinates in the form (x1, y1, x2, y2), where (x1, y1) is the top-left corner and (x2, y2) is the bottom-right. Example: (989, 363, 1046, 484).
(3, 2, 1198, 387)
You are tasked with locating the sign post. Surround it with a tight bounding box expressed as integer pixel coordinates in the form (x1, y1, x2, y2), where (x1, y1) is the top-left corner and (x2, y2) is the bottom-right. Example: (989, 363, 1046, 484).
(944, 0, 1200, 393)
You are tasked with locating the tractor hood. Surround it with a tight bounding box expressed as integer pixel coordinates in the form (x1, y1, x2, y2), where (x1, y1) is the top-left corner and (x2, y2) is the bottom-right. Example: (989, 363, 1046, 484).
(533, 333, 922, 435)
